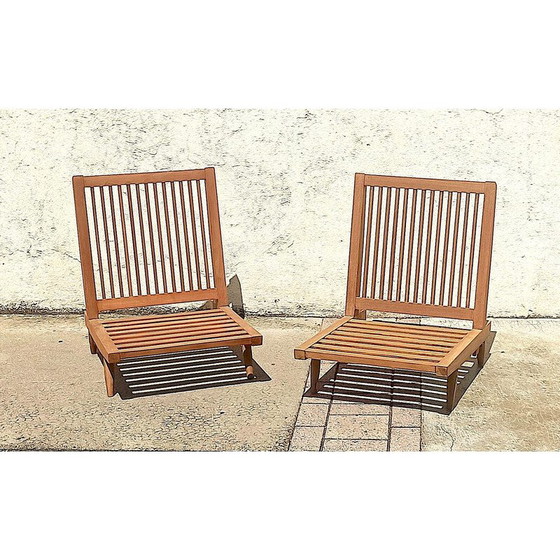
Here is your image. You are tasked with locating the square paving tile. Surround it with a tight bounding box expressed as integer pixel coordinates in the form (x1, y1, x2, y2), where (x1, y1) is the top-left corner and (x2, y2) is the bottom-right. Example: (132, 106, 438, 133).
(390, 406, 422, 427)
(323, 439, 387, 452)
(295, 403, 329, 427)
(289, 426, 324, 451)
(325, 414, 389, 440)
(330, 402, 390, 415)
(389, 427, 421, 451)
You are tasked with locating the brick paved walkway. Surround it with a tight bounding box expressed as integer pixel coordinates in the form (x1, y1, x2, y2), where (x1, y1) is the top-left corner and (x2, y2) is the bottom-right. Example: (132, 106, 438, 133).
(289, 319, 422, 452)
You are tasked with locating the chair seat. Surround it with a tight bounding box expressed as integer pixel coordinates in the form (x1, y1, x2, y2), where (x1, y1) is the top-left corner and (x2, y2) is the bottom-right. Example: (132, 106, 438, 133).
(294, 317, 490, 377)
(87, 307, 262, 363)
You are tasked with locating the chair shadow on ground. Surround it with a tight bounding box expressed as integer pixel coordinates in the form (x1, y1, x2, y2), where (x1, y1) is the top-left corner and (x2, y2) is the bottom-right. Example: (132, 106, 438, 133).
(113, 346, 270, 400)
(304, 331, 496, 415)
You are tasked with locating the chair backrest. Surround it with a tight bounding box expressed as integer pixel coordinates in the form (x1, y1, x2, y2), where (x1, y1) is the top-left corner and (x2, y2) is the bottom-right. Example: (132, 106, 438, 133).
(345, 174, 497, 329)
(73, 168, 228, 318)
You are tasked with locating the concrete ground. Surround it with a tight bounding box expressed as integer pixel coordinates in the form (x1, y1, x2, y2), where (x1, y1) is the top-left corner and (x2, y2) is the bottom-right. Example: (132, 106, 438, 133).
(0, 315, 559, 451)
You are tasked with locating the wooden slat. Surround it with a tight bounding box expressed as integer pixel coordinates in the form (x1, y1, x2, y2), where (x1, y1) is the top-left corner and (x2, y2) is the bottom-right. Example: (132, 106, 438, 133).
(82, 169, 207, 187)
(422, 189, 435, 304)
(88, 187, 106, 299)
(178, 181, 194, 291)
(413, 189, 426, 303)
(345, 319, 468, 337)
(448, 191, 461, 306)
(439, 191, 453, 306)
(304, 347, 438, 373)
(466, 192, 480, 309)
(430, 189, 444, 305)
(379, 186, 391, 298)
(187, 179, 202, 289)
(96, 288, 219, 311)
(355, 297, 475, 321)
(161, 181, 177, 292)
(100, 307, 223, 326)
(105, 317, 231, 336)
(404, 189, 418, 301)
(117, 185, 134, 296)
(318, 337, 447, 358)
(108, 185, 125, 297)
(361, 186, 375, 298)
(335, 327, 460, 347)
(126, 184, 142, 295)
(144, 182, 160, 293)
(388, 187, 400, 299)
(396, 188, 409, 301)
(457, 192, 470, 307)
(134, 184, 151, 294)
(370, 184, 384, 299)
(152, 182, 168, 293)
(196, 179, 212, 288)
(362, 174, 490, 193)
(99, 186, 115, 298)
(118, 334, 255, 358)
(114, 326, 246, 347)
(169, 181, 185, 292)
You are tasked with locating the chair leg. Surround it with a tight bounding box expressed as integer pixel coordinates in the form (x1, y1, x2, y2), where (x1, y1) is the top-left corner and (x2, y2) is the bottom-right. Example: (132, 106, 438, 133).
(477, 340, 490, 367)
(243, 345, 255, 379)
(102, 359, 115, 397)
(446, 369, 458, 413)
(310, 359, 321, 394)
(88, 334, 96, 354)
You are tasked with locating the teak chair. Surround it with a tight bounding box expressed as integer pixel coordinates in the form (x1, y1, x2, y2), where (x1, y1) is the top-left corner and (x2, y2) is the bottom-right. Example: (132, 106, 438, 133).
(73, 168, 262, 397)
(295, 174, 497, 414)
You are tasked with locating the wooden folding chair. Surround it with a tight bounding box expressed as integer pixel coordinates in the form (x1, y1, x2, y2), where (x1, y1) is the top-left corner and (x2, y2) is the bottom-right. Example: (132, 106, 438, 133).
(295, 174, 497, 414)
(73, 168, 262, 397)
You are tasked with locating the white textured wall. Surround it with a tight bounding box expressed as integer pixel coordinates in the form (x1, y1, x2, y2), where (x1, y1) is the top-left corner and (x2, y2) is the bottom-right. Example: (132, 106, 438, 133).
(1, 109, 559, 317)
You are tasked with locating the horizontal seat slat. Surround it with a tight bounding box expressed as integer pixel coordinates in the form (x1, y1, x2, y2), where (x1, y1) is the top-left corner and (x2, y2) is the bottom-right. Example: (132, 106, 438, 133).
(349, 319, 469, 337)
(118, 334, 255, 360)
(312, 341, 440, 363)
(322, 335, 448, 357)
(114, 326, 246, 347)
(106, 316, 234, 336)
(334, 328, 459, 348)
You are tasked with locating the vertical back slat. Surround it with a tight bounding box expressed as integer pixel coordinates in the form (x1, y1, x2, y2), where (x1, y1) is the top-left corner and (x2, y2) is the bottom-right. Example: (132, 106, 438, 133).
(117, 185, 133, 296)
(361, 186, 375, 298)
(126, 184, 142, 296)
(178, 181, 194, 291)
(108, 186, 124, 297)
(152, 183, 168, 293)
(89, 188, 106, 299)
(422, 190, 435, 304)
(170, 182, 185, 292)
(404, 189, 418, 301)
(187, 180, 202, 290)
(388, 187, 400, 299)
(379, 187, 392, 298)
(145, 183, 160, 294)
(196, 179, 212, 288)
(161, 182, 177, 292)
(413, 189, 426, 303)
(99, 186, 115, 298)
(135, 184, 151, 294)
(369, 185, 383, 299)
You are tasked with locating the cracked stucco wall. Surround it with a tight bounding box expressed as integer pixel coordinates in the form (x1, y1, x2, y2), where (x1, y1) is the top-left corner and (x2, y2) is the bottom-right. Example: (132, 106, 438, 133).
(0, 109, 559, 317)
